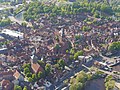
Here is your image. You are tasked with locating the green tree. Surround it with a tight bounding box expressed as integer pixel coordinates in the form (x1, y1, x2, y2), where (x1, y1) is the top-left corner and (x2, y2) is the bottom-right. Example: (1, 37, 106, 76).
(24, 67, 30, 74)
(69, 55, 74, 61)
(94, 11, 100, 18)
(0, 18, 11, 27)
(37, 71, 43, 79)
(76, 71, 88, 83)
(26, 72, 32, 77)
(108, 42, 120, 52)
(105, 75, 115, 90)
(87, 73, 92, 80)
(74, 53, 79, 60)
(21, 22, 27, 27)
(22, 0, 26, 4)
(70, 78, 76, 84)
(70, 48, 75, 55)
(38, 60, 45, 67)
(32, 74, 37, 81)
(23, 63, 31, 68)
(74, 50, 83, 60)
(45, 63, 51, 75)
(105, 75, 113, 82)
(70, 82, 83, 90)
(105, 80, 115, 90)
(66, 50, 69, 53)
(55, 44, 60, 50)
(58, 59, 65, 69)
(81, 26, 91, 31)
(28, 77, 33, 82)
(14, 85, 22, 90)
(54, 64, 61, 70)
(23, 86, 27, 90)
(75, 35, 82, 40)
(100, 4, 113, 15)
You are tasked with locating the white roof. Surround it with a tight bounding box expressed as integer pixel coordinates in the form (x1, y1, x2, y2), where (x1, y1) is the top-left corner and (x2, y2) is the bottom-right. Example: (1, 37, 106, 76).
(44, 81, 52, 87)
(0, 36, 4, 39)
(1, 29, 23, 38)
(61, 87, 68, 90)
(99, 62, 107, 66)
(0, 48, 7, 51)
(0, 8, 4, 10)
(65, 66, 71, 71)
(85, 56, 92, 59)
(34, 82, 39, 87)
(78, 56, 85, 59)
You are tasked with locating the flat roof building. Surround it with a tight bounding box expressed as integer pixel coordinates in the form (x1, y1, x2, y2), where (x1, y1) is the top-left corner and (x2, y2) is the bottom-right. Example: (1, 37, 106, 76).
(1, 29, 23, 39)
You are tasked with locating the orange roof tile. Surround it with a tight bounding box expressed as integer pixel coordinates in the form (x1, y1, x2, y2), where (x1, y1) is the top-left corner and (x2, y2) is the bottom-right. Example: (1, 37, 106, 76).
(32, 63, 43, 73)
(13, 70, 20, 80)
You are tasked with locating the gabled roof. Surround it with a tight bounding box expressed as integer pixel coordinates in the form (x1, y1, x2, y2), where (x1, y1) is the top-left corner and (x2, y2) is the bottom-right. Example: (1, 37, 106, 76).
(13, 70, 20, 80)
(31, 63, 43, 73)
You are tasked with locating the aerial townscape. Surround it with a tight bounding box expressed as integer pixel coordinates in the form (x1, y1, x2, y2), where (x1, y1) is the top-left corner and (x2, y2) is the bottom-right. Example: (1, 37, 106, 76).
(0, 0, 120, 90)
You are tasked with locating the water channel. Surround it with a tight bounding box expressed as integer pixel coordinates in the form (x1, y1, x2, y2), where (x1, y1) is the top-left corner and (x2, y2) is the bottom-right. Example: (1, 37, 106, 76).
(112, 64, 120, 72)
(84, 78, 105, 90)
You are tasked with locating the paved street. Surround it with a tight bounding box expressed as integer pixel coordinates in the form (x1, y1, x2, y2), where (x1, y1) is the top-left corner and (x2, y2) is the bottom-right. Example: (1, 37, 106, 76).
(82, 64, 120, 78)
(52, 65, 84, 90)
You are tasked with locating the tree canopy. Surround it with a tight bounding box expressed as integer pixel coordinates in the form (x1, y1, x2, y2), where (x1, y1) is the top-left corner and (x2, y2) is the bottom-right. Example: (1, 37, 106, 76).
(108, 41, 120, 52)
(0, 18, 11, 27)
(70, 82, 83, 90)
(14, 85, 22, 90)
(74, 50, 84, 60)
(105, 75, 115, 90)
(23, 1, 115, 21)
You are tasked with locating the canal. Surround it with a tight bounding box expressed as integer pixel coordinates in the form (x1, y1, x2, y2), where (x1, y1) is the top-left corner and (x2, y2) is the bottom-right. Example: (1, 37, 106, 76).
(112, 64, 120, 72)
(84, 78, 105, 90)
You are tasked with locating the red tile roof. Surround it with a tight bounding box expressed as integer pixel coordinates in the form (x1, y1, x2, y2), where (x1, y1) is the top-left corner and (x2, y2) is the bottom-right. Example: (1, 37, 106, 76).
(13, 70, 20, 80)
(31, 63, 43, 73)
